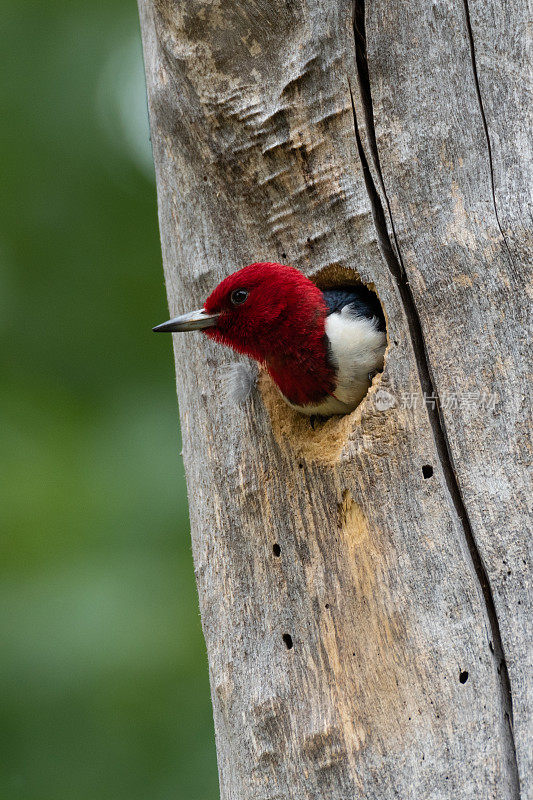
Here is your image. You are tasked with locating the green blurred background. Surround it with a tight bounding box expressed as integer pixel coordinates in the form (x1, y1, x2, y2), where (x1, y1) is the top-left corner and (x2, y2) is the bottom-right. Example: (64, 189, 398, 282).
(1, 2, 218, 798)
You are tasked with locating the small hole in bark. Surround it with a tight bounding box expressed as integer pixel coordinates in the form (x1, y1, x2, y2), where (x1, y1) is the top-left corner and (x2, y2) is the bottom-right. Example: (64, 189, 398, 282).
(282, 633, 293, 650)
(422, 464, 433, 479)
(459, 670, 469, 684)
(281, 252, 287, 260)
(325, 603, 330, 609)
(272, 543, 281, 557)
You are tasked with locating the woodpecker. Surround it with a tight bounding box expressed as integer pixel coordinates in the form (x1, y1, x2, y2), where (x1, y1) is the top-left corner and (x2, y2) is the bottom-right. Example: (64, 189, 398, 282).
(153, 262, 386, 416)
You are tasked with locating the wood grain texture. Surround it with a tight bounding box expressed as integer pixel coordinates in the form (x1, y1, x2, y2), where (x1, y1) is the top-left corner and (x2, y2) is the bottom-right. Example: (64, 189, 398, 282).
(137, 1, 530, 797)
(365, 0, 531, 794)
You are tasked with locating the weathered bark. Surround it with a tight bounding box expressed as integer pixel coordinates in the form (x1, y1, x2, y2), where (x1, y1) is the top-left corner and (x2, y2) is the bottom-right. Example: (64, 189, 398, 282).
(138, 1, 531, 798)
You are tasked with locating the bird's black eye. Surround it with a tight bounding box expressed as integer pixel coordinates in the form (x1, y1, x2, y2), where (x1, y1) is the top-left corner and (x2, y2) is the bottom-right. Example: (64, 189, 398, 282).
(230, 288, 249, 306)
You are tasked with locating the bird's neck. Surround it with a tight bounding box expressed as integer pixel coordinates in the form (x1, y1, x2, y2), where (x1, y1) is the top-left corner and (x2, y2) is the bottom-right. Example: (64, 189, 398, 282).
(265, 332, 335, 407)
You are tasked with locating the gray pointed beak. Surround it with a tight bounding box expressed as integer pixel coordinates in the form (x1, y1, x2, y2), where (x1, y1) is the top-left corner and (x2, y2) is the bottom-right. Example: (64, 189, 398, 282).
(152, 309, 220, 332)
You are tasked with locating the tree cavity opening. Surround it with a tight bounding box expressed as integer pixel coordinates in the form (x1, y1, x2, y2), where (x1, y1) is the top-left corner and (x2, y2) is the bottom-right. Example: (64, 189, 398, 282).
(259, 264, 391, 465)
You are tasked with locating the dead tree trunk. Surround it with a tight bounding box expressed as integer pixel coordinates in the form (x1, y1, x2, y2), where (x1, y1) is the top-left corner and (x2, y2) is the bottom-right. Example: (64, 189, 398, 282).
(138, 1, 531, 797)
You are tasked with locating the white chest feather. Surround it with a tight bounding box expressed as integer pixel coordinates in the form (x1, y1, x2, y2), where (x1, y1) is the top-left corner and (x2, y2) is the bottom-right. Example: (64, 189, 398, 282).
(286, 309, 387, 416)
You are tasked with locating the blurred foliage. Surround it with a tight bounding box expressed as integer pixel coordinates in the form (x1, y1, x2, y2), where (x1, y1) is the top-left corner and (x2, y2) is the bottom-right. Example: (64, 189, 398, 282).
(1, 2, 218, 798)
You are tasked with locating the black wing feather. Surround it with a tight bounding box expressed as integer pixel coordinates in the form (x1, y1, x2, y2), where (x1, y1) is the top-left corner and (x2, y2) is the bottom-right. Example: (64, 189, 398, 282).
(321, 285, 385, 332)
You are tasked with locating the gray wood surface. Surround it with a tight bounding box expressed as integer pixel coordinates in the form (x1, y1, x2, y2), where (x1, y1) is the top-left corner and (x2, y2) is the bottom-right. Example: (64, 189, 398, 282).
(137, 1, 531, 797)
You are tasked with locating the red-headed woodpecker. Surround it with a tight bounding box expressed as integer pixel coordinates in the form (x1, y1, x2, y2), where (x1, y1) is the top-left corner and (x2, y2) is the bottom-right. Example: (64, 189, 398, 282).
(154, 262, 386, 416)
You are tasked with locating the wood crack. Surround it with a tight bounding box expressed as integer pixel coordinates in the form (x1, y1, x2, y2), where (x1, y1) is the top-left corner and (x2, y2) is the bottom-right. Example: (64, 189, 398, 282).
(461, 0, 515, 264)
(350, 2, 520, 794)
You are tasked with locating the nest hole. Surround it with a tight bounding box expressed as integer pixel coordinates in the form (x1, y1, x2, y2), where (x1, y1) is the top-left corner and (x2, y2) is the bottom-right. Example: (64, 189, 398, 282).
(259, 264, 390, 465)
(311, 265, 389, 415)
